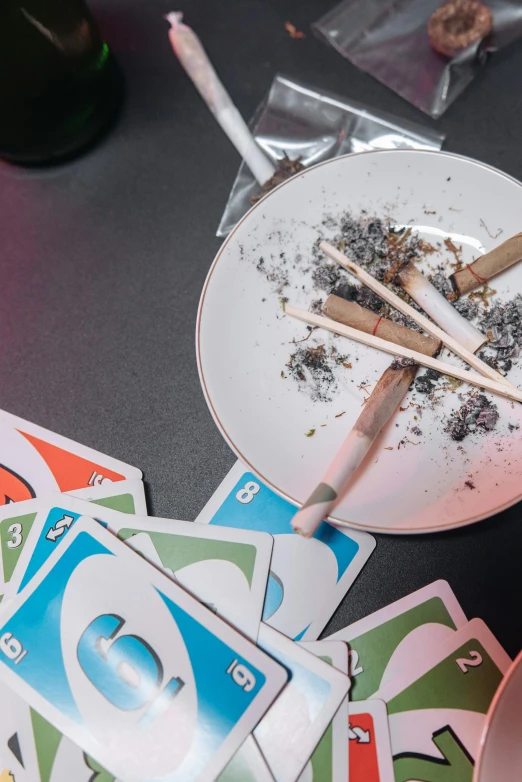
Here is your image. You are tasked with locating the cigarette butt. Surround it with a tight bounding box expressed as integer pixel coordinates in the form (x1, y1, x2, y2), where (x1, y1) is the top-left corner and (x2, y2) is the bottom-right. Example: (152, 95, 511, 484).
(397, 262, 487, 354)
(449, 232, 522, 297)
(323, 295, 441, 357)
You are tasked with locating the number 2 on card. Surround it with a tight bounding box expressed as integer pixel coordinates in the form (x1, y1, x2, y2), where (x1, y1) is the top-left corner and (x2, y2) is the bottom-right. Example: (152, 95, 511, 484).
(455, 650, 482, 673)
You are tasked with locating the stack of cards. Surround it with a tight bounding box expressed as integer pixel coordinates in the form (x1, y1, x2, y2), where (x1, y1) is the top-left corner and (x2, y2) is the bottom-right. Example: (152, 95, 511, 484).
(0, 414, 379, 781)
(0, 412, 509, 782)
(327, 580, 512, 782)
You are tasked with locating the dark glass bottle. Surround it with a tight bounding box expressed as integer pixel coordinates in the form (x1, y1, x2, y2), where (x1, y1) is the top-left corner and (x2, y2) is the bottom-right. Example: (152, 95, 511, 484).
(0, 0, 123, 164)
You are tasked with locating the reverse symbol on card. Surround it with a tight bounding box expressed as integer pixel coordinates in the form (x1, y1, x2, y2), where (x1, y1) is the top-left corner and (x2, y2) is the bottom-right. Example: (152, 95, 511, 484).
(0, 465, 35, 506)
(348, 723, 371, 744)
(394, 726, 474, 782)
(45, 515, 75, 542)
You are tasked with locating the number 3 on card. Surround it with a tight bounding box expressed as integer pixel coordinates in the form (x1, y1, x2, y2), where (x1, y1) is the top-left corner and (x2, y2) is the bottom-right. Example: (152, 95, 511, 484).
(236, 481, 260, 505)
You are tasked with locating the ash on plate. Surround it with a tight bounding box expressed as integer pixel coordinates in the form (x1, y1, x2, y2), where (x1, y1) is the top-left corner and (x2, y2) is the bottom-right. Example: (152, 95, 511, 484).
(444, 394, 499, 442)
(415, 376, 436, 394)
(390, 357, 417, 370)
(479, 294, 522, 361)
(286, 344, 336, 402)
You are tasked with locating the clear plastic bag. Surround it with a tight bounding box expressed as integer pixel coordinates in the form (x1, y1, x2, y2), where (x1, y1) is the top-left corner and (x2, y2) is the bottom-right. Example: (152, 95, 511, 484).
(217, 74, 444, 237)
(314, 0, 522, 118)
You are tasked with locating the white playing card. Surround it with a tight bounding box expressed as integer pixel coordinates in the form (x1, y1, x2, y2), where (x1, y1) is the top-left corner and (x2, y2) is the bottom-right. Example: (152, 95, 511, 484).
(349, 700, 394, 782)
(0, 518, 288, 782)
(297, 641, 349, 782)
(0, 681, 40, 782)
(326, 580, 467, 700)
(254, 625, 351, 782)
(71, 478, 148, 516)
(0, 408, 141, 505)
(196, 461, 375, 641)
(107, 512, 273, 640)
(219, 736, 275, 782)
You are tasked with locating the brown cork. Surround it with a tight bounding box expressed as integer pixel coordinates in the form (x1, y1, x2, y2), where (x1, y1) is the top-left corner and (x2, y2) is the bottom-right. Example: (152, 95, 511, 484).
(449, 233, 522, 297)
(322, 295, 441, 358)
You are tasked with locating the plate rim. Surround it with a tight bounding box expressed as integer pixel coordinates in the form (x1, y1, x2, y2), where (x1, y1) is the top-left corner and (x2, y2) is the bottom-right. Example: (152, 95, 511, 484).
(473, 649, 522, 782)
(196, 147, 522, 535)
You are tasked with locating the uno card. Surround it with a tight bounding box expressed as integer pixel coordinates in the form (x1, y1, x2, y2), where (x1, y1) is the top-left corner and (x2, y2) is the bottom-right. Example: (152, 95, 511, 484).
(218, 737, 274, 782)
(107, 513, 273, 640)
(72, 479, 148, 516)
(348, 700, 394, 782)
(0, 483, 144, 600)
(327, 580, 467, 700)
(196, 461, 375, 640)
(297, 641, 349, 782)
(377, 618, 511, 780)
(24, 717, 275, 782)
(0, 518, 288, 782)
(0, 408, 141, 505)
(29, 708, 120, 782)
(6, 496, 273, 640)
(254, 625, 351, 782)
(0, 681, 41, 782)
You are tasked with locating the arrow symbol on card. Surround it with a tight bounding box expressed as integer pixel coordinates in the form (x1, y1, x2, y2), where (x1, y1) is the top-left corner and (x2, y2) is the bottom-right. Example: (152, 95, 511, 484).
(348, 724, 371, 744)
(45, 515, 75, 542)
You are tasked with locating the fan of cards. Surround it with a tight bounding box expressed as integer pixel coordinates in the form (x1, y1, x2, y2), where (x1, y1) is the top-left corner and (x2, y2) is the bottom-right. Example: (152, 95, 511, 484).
(0, 409, 511, 782)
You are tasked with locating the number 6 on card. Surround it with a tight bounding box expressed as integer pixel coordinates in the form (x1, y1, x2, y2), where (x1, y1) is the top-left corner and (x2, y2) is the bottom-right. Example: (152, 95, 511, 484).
(0, 518, 288, 782)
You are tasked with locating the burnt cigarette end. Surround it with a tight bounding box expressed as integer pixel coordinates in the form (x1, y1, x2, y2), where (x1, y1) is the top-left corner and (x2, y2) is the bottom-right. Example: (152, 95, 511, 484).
(390, 357, 418, 370)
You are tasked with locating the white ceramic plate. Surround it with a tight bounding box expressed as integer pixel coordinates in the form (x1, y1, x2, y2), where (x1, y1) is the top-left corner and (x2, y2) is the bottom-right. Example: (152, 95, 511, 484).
(197, 150, 522, 533)
(474, 650, 522, 782)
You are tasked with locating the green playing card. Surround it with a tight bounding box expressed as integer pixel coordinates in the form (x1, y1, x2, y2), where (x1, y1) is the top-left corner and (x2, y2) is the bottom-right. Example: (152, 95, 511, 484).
(327, 581, 467, 700)
(379, 619, 511, 782)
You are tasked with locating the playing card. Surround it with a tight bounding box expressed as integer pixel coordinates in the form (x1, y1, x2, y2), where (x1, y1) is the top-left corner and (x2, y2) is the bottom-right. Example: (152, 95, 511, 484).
(72, 478, 148, 516)
(377, 618, 511, 781)
(0, 408, 141, 505)
(6, 496, 273, 640)
(0, 518, 288, 782)
(108, 513, 273, 640)
(254, 625, 351, 782)
(218, 737, 274, 782)
(0, 483, 144, 600)
(195, 461, 375, 640)
(348, 700, 394, 782)
(0, 681, 40, 782)
(28, 720, 274, 782)
(327, 580, 467, 700)
(297, 641, 349, 782)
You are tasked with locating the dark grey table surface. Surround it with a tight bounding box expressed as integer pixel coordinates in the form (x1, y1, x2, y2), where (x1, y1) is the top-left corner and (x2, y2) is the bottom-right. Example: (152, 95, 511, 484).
(1, 0, 521, 656)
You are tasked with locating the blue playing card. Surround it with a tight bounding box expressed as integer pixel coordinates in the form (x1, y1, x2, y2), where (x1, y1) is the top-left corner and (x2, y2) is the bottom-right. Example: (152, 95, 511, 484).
(195, 462, 376, 640)
(0, 518, 287, 782)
